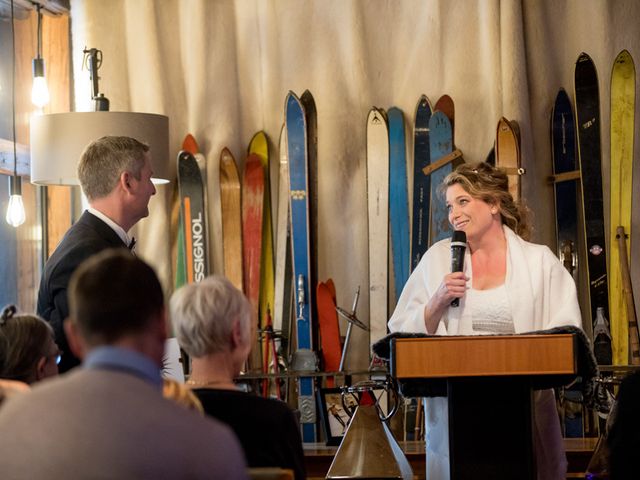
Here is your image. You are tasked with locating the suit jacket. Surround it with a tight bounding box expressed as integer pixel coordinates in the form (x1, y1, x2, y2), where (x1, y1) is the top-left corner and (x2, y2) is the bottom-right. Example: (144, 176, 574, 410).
(0, 368, 248, 479)
(37, 211, 129, 371)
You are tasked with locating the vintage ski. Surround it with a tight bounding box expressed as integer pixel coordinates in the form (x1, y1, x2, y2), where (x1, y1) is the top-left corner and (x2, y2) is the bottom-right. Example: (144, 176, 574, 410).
(435, 94, 455, 145)
(249, 132, 276, 373)
(411, 95, 433, 270)
(428, 110, 454, 244)
(496, 117, 523, 201)
(300, 90, 319, 333)
(609, 49, 636, 365)
(177, 149, 209, 284)
(242, 153, 265, 371)
(367, 107, 389, 346)
(273, 125, 293, 354)
(286, 91, 317, 442)
(551, 89, 580, 284)
(219, 147, 243, 292)
(388, 107, 410, 304)
(575, 52, 611, 361)
(317, 279, 341, 387)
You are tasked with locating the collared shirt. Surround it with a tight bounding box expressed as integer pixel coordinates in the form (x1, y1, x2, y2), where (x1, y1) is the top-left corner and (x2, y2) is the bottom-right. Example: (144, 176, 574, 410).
(84, 346, 163, 389)
(87, 207, 131, 247)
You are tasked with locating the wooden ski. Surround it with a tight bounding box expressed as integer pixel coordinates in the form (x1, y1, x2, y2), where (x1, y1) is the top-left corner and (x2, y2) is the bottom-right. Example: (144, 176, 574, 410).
(388, 107, 410, 304)
(219, 147, 243, 291)
(242, 153, 265, 371)
(411, 95, 433, 270)
(286, 91, 317, 442)
(367, 107, 389, 347)
(428, 110, 454, 244)
(610, 49, 636, 365)
(249, 131, 276, 374)
(435, 94, 455, 145)
(575, 52, 611, 361)
(496, 117, 523, 201)
(273, 125, 293, 353)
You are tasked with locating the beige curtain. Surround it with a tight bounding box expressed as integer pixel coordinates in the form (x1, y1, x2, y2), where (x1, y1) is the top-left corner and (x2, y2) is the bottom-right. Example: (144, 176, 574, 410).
(69, 0, 640, 369)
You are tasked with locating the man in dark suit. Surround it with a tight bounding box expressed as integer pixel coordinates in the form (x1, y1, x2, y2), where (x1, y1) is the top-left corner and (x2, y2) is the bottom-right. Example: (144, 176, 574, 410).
(37, 136, 157, 372)
(0, 250, 248, 479)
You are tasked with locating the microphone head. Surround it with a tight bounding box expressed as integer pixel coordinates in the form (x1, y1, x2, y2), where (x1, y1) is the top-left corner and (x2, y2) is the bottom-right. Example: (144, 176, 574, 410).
(452, 230, 467, 243)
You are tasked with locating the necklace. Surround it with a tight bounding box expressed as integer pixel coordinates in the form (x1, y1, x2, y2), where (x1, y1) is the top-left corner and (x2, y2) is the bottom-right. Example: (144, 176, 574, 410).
(185, 378, 231, 387)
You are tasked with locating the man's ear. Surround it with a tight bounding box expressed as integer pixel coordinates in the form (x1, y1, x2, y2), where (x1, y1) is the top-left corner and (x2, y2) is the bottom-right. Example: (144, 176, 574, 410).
(120, 171, 133, 193)
(35, 356, 47, 381)
(64, 319, 86, 360)
(230, 317, 243, 349)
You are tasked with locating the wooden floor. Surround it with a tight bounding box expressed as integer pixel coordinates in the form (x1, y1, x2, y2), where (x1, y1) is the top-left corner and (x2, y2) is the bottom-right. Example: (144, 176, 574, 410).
(304, 437, 598, 479)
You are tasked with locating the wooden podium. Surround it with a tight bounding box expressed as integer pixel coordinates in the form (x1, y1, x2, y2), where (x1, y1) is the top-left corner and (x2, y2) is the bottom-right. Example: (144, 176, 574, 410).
(391, 334, 578, 480)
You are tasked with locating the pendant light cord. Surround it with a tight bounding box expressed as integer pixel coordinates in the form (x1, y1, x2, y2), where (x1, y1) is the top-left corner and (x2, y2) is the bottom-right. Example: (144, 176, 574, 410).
(36, 4, 42, 59)
(10, 0, 17, 178)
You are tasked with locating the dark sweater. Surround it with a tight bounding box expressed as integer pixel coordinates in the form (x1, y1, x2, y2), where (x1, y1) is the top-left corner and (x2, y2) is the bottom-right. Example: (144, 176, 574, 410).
(193, 388, 306, 480)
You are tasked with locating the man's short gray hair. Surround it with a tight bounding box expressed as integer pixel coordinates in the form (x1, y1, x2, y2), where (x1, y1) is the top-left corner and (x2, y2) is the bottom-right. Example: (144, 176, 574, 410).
(170, 275, 252, 358)
(77, 136, 150, 202)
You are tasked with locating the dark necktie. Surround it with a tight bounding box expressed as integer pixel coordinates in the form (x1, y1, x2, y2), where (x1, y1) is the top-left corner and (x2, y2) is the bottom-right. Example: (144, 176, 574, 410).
(128, 237, 136, 251)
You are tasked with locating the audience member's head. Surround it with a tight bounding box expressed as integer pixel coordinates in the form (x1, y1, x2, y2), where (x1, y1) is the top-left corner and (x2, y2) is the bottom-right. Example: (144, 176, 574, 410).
(170, 275, 252, 372)
(0, 305, 60, 384)
(65, 249, 167, 365)
(163, 378, 204, 413)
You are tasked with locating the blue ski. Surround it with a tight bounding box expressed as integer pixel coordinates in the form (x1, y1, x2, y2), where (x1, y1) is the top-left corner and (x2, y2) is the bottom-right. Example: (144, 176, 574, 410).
(285, 91, 316, 442)
(428, 111, 454, 244)
(411, 96, 433, 270)
(388, 107, 410, 303)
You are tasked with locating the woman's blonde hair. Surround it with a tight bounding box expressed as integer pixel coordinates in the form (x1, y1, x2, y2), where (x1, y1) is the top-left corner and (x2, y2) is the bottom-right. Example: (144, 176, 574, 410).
(440, 162, 531, 240)
(162, 378, 204, 413)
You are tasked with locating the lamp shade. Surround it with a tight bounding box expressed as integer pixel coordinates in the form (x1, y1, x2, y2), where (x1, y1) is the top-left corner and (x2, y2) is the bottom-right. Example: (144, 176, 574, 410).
(30, 112, 170, 185)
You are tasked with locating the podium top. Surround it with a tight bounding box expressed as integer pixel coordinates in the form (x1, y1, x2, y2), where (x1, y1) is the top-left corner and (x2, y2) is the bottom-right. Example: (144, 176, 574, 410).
(372, 327, 598, 398)
(391, 334, 577, 379)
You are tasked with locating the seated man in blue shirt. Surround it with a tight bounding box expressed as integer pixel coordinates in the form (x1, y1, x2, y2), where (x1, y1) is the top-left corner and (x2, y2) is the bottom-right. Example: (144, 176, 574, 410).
(0, 249, 248, 479)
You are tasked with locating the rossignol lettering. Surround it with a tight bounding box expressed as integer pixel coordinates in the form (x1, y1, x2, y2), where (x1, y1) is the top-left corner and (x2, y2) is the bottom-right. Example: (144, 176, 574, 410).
(192, 212, 205, 282)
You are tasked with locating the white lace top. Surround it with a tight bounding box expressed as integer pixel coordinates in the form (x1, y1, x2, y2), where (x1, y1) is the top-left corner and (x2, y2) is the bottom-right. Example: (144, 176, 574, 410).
(465, 284, 514, 334)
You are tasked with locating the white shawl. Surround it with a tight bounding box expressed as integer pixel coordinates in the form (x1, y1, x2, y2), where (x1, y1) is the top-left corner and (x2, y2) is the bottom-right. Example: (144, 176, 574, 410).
(388, 226, 582, 335)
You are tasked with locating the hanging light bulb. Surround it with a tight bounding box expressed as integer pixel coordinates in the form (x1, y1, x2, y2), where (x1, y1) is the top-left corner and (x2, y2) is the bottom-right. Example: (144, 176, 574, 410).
(6, 0, 25, 228)
(32, 58, 50, 108)
(31, 5, 49, 108)
(6, 176, 25, 227)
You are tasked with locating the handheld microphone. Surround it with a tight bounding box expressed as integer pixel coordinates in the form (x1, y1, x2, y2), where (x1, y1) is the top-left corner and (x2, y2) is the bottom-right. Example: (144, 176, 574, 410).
(450, 230, 467, 307)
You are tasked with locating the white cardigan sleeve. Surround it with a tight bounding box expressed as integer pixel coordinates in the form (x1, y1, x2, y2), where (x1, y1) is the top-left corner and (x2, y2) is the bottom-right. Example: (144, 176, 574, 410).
(388, 240, 458, 334)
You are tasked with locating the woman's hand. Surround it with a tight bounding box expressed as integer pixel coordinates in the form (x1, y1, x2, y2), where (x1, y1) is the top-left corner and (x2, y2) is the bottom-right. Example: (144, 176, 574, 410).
(423, 272, 469, 333)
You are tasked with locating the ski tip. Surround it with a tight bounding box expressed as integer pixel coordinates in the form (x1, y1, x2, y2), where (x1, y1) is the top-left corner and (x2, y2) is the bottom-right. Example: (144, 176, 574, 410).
(367, 107, 387, 126)
(614, 49, 634, 67)
(576, 52, 593, 64)
(249, 131, 268, 155)
(285, 91, 303, 115)
(220, 147, 234, 160)
(182, 134, 199, 154)
(300, 89, 316, 105)
(388, 106, 403, 121)
(415, 95, 433, 118)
